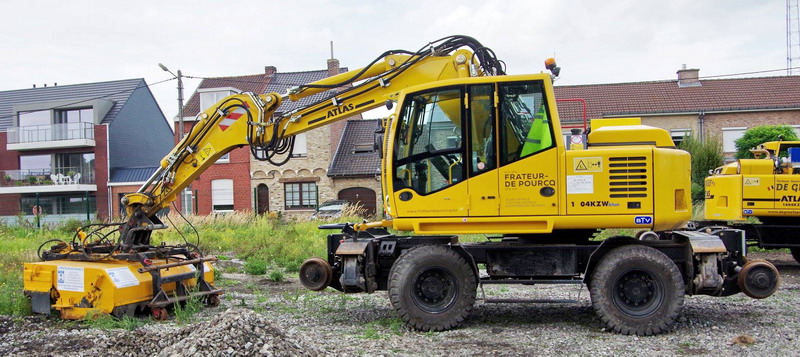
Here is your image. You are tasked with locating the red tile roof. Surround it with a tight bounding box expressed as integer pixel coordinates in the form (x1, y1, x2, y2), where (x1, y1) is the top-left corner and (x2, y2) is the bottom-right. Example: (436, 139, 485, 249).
(554, 76, 800, 122)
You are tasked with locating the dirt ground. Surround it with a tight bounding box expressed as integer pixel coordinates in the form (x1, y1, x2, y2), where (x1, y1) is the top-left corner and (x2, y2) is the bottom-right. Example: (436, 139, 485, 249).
(1, 251, 798, 356)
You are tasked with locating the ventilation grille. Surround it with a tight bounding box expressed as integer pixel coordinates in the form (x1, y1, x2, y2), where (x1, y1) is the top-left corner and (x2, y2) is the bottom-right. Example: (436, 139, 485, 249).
(608, 156, 648, 198)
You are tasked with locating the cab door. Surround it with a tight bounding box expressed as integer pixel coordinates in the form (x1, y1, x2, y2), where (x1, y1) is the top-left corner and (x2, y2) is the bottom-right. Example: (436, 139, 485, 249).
(496, 80, 560, 216)
(466, 84, 500, 216)
(390, 87, 470, 217)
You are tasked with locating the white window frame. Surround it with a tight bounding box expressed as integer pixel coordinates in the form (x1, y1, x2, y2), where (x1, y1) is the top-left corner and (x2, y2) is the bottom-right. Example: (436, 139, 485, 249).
(292, 132, 307, 157)
(211, 179, 234, 212)
(180, 187, 193, 215)
(198, 87, 239, 111)
(670, 128, 692, 146)
(722, 127, 747, 153)
(216, 152, 230, 163)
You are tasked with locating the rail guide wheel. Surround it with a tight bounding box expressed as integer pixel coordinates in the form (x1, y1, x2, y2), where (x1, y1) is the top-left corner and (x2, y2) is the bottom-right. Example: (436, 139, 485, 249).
(738, 259, 780, 299)
(299, 257, 334, 291)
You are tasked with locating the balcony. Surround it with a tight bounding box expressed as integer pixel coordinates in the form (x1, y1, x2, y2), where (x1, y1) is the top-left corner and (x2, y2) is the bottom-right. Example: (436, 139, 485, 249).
(0, 167, 97, 194)
(6, 122, 95, 151)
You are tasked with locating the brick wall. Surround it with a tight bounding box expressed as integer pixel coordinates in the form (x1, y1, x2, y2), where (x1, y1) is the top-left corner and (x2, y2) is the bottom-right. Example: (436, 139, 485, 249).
(251, 120, 335, 217)
(109, 184, 141, 219)
(172, 121, 252, 215)
(0, 132, 21, 215)
(94, 125, 109, 220)
(703, 111, 800, 139)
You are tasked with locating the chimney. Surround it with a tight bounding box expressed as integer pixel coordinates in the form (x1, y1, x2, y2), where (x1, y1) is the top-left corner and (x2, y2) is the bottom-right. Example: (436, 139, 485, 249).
(264, 66, 277, 76)
(327, 58, 340, 77)
(327, 40, 341, 76)
(677, 64, 701, 87)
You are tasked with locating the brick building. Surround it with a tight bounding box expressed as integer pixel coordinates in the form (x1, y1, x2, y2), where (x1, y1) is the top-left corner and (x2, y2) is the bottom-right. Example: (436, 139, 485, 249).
(554, 69, 800, 157)
(171, 71, 273, 216)
(177, 58, 377, 218)
(250, 58, 369, 218)
(0, 79, 173, 223)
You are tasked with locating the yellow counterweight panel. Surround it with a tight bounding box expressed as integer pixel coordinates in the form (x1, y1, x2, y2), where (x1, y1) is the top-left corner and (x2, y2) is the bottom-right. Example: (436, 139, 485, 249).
(23, 258, 215, 319)
(651, 148, 692, 230)
(704, 175, 744, 221)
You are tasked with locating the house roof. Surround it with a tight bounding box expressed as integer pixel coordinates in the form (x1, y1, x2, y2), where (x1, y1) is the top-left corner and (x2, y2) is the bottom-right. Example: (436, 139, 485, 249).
(553, 75, 800, 122)
(182, 67, 348, 117)
(0, 78, 145, 130)
(267, 68, 348, 114)
(328, 119, 381, 177)
(109, 166, 160, 183)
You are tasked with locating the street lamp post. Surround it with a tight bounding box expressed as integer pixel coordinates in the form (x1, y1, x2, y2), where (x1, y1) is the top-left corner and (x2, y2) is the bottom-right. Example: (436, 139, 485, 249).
(158, 63, 185, 139)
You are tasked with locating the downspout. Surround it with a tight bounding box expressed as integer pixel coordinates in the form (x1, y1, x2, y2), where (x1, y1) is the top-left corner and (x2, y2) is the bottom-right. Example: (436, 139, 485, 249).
(106, 124, 112, 220)
(698, 111, 705, 142)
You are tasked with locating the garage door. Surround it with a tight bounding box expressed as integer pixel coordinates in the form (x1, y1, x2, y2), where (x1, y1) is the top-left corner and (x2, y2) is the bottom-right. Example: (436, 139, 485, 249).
(338, 187, 377, 216)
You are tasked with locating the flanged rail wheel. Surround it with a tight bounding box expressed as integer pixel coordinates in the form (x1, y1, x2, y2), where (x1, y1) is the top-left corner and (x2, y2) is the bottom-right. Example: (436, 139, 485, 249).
(206, 293, 221, 307)
(388, 245, 476, 331)
(151, 307, 168, 321)
(590, 245, 684, 336)
(299, 257, 334, 291)
(738, 259, 780, 299)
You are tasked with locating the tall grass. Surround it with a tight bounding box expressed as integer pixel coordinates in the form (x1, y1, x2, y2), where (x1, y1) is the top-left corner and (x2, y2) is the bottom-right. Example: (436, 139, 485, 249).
(154, 211, 354, 271)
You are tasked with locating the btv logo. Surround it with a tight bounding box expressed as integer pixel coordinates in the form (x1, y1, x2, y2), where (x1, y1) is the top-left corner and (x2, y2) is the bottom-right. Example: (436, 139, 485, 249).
(634, 216, 653, 225)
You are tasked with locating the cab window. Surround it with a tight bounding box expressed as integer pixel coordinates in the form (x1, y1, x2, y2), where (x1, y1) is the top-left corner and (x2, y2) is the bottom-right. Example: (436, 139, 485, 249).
(499, 82, 553, 165)
(393, 88, 464, 195)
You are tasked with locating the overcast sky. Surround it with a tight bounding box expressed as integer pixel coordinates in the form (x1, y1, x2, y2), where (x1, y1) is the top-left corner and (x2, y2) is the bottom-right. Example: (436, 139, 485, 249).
(0, 0, 790, 121)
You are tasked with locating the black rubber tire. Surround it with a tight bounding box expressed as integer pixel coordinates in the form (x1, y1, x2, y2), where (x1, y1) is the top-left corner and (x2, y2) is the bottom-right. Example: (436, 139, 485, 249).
(589, 245, 684, 336)
(388, 245, 477, 331)
(791, 248, 800, 265)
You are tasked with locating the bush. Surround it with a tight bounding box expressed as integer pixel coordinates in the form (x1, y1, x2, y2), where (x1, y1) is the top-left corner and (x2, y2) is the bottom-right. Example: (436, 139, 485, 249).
(243, 257, 268, 275)
(268, 270, 285, 282)
(678, 136, 724, 202)
(735, 125, 799, 159)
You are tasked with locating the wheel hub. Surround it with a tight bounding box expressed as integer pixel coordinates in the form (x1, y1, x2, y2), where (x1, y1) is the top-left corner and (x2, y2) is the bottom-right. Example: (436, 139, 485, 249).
(613, 269, 662, 317)
(619, 273, 654, 306)
(412, 268, 457, 312)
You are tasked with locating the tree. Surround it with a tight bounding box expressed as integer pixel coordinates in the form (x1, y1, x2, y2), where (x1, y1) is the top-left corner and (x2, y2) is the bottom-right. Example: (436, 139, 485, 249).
(734, 125, 799, 159)
(678, 136, 724, 202)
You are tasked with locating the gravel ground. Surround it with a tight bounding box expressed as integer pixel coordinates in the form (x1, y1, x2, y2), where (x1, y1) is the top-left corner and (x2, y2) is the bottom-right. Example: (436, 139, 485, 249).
(1, 251, 798, 356)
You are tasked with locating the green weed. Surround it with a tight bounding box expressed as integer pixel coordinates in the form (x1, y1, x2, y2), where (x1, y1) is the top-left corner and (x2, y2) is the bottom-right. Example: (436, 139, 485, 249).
(244, 257, 268, 275)
(268, 270, 285, 282)
(84, 311, 145, 330)
(172, 295, 203, 324)
(0, 269, 30, 316)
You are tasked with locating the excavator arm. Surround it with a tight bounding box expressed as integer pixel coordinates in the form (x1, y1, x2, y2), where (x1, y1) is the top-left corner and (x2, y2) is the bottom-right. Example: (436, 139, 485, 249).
(123, 35, 504, 223)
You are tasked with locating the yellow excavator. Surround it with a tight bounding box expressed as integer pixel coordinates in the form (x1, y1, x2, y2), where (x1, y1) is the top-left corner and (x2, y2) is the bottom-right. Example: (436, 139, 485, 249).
(24, 36, 779, 335)
(702, 140, 800, 263)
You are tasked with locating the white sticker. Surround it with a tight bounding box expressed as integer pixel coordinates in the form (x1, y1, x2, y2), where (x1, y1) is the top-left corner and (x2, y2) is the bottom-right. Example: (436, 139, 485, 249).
(105, 267, 140, 288)
(744, 177, 760, 186)
(567, 175, 594, 194)
(57, 266, 85, 292)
